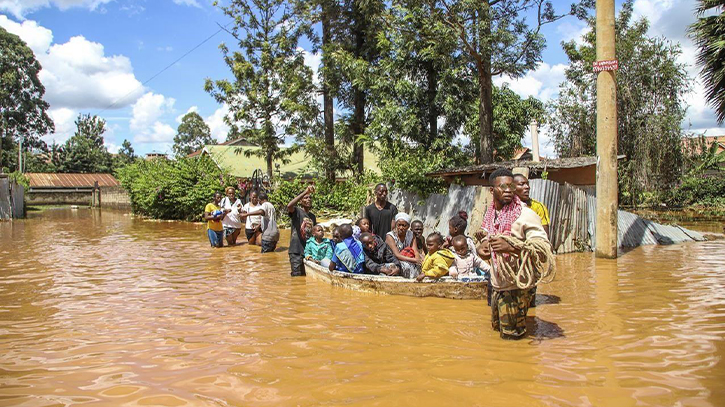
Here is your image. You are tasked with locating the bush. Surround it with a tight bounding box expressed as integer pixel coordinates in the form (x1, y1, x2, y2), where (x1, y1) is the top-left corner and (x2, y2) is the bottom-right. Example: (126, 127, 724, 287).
(663, 173, 725, 207)
(269, 172, 382, 223)
(117, 156, 237, 221)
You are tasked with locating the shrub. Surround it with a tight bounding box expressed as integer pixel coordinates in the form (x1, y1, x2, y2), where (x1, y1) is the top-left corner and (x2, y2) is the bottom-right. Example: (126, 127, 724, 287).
(117, 156, 237, 221)
(663, 173, 725, 207)
(269, 172, 382, 223)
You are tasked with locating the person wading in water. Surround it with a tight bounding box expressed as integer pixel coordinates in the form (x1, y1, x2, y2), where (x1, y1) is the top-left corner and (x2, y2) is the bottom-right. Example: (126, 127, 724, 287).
(287, 185, 316, 277)
(477, 168, 552, 340)
(512, 173, 551, 307)
(364, 183, 398, 238)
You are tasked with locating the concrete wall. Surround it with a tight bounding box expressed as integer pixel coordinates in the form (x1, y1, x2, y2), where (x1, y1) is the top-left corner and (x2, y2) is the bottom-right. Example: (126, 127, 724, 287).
(100, 186, 131, 210)
(27, 189, 94, 206)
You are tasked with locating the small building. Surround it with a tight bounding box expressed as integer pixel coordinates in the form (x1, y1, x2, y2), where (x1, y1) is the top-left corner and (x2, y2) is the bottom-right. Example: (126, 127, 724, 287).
(427, 156, 624, 187)
(145, 152, 168, 160)
(26, 173, 120, 206)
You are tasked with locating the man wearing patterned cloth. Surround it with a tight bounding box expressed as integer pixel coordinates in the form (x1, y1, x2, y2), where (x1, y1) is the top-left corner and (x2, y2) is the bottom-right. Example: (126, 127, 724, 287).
(477, 168, 552, 340)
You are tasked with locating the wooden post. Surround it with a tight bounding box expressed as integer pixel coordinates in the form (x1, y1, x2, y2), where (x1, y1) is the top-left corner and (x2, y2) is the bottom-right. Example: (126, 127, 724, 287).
(595, 0, 618, 258)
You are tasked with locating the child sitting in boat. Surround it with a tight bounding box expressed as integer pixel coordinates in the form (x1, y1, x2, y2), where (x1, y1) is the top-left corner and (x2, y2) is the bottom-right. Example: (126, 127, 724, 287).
(329, 224, 366, 274)
(443, 211, 477, 254)
(305, 225, 333, 268)
(359, 232, 401, 276)
(448, 235, 489, 280)
(416, 232, 455, 281)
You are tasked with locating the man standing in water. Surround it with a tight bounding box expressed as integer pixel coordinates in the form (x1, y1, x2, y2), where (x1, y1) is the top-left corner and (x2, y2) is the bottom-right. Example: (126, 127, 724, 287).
(512, 173, 550, 238)
(364, 183, 398, 237)
(512, 173, 551, 307)
(287, 185, 316, 276)
(478, 168, 551, 340)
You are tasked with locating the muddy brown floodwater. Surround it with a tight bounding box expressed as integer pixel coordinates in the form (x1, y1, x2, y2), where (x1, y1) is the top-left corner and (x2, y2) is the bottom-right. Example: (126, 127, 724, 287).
(1, 208, 724, 406)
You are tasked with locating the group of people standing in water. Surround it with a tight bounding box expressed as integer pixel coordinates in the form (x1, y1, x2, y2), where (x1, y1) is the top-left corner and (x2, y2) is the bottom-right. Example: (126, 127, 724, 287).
(204, 167, 552, 340)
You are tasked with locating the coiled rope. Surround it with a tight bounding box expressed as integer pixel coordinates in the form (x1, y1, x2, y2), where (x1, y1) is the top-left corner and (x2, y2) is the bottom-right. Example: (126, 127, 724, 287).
(492, 236, 556, 290)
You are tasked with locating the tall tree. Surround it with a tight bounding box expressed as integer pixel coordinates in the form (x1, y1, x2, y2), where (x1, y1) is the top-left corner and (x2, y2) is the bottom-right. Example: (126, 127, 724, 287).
(0, 27, 54, 172)
(425, 0, 587, 164)
(173, 112, 214, 157)
(117, 139, 136, 166)
(206, 0, 320, 178)
(689, 0, 725, 123)
(58, 114, 114, 173)
(548, 1, 689, 204)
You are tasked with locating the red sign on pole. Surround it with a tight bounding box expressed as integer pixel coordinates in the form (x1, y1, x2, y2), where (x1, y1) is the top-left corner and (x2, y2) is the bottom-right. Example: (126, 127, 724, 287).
(593, 59, 619, 72)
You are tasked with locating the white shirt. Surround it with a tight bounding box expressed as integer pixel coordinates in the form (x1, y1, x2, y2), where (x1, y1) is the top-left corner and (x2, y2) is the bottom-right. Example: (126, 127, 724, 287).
(243, 202, 264, 229)
(220, 197, 242, 229)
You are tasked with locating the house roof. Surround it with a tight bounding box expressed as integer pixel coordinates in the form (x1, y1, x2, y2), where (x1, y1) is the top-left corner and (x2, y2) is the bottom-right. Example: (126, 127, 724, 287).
(200, 145, 382, 178)
(428, 156, 626, 177)
(26, 173, 120, 188)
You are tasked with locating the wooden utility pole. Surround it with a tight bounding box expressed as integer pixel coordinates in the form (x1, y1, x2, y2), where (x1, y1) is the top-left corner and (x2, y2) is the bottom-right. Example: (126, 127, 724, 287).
(595, 0, 618, 258)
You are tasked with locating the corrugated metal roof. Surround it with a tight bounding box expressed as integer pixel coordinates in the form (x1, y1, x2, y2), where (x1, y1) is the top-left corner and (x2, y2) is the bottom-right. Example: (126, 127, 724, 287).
(27, 173, 120, 188)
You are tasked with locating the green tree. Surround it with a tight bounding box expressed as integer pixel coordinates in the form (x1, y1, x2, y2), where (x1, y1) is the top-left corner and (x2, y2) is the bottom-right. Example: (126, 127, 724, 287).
(206, 0, 320, 178)
(424, 0, 587, 164)
(548, 0, 689, 204)
(173, 112, 213, 158)
(689, 0, 725, 123)
(117, 139, 137, 166)
(58, 114, 114, 173)
(0, 27, 54, 172)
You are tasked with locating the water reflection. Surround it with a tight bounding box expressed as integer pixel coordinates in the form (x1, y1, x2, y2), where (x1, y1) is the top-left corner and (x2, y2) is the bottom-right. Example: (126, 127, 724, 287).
(1, 208, 724, 406)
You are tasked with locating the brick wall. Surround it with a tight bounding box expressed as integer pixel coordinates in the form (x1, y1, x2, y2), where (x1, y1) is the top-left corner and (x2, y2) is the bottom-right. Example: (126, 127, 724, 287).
(100, 186, 131, 210)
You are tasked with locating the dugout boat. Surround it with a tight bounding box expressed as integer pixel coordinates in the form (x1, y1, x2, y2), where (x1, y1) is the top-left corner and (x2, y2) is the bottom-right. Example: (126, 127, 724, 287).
(303, 260, 487, 300)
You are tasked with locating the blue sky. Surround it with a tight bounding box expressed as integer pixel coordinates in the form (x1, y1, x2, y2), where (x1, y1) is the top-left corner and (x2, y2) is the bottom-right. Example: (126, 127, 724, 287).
(1, 0, 722, 158)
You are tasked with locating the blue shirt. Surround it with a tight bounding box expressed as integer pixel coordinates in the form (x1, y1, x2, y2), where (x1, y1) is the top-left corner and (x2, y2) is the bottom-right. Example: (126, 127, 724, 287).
(331, 237, 365, 274)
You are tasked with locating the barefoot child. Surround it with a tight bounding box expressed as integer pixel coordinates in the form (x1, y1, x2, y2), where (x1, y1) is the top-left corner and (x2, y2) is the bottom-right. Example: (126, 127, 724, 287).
(417, 232, 455, 281)
(448, 235, 490, 279)
(304, 225, 333, 268)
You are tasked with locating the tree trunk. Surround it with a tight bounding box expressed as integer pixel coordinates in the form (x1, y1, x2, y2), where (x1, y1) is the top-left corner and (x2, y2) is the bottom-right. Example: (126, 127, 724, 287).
(351, 1, 366, 176)
(477, 3, 494, 165)
(322, 2, 336, 182)
(266, 150, 273, 179)
(426, 60, 438, 147)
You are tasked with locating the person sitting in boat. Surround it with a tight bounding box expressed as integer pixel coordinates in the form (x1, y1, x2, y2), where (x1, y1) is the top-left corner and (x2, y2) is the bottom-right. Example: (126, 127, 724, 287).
(352, 217, 372, 240)
(359, 232, 401, 276)
(443, 211, 477, 253)
(385, 213, 421, 279)
(329, 224, 366, 274)
(411, 220, 426, 255)
(305, 225, 333, 268)
(448, 235, 489, 280)
(416, 232, 455, 281)
(477, 168, 552, 340)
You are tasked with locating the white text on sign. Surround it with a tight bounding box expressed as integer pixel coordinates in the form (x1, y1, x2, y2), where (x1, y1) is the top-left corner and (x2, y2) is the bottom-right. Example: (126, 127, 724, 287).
(593, 59, 619, 72)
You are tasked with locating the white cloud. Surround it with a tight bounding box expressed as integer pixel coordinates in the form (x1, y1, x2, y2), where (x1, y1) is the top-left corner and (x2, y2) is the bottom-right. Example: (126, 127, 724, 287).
(0, 0, 112, 19)
(493, 62, 567, 102)
(172, 0, 201, 7)
(130, 92, 177, 144)
(0, 16, 145, 110)
(45, 108, 77, 145)
(205, 104, 231, 142)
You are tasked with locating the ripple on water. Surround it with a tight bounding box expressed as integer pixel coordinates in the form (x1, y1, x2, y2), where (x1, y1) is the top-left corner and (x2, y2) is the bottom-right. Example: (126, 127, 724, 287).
(0, 209, 724, 406)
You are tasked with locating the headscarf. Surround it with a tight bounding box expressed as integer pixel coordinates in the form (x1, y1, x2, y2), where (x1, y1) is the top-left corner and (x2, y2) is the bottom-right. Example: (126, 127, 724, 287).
(395, 212, 411, 224)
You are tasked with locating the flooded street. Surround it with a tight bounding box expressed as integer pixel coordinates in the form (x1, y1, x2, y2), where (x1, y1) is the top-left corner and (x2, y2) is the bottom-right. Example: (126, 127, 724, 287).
(1, 208, 724, 406)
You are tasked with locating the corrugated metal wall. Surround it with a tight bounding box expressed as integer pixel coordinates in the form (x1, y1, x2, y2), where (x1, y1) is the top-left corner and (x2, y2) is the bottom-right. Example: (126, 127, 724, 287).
(0, 178, 24, 220)
(389, 180, 706, 254)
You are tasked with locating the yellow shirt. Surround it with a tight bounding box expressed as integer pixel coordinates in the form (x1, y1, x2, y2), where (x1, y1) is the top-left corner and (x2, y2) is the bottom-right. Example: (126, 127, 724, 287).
(529, 199, 550, 226)
(421, 248, 455, 278)
(205, 203, 223, 231)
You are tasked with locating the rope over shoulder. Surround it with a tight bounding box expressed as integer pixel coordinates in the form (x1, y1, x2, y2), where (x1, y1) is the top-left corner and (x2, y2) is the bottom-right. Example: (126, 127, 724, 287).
(494, 236, 555, 290)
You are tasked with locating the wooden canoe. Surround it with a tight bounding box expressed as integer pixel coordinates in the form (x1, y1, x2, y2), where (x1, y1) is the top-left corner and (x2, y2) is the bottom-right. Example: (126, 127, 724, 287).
(304, 260, 487, 300)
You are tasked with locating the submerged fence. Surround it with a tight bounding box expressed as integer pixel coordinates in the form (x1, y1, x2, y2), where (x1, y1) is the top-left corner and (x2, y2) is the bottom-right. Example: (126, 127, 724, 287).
(0, 175, 24, 220)
(389, 179, 705, 254)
